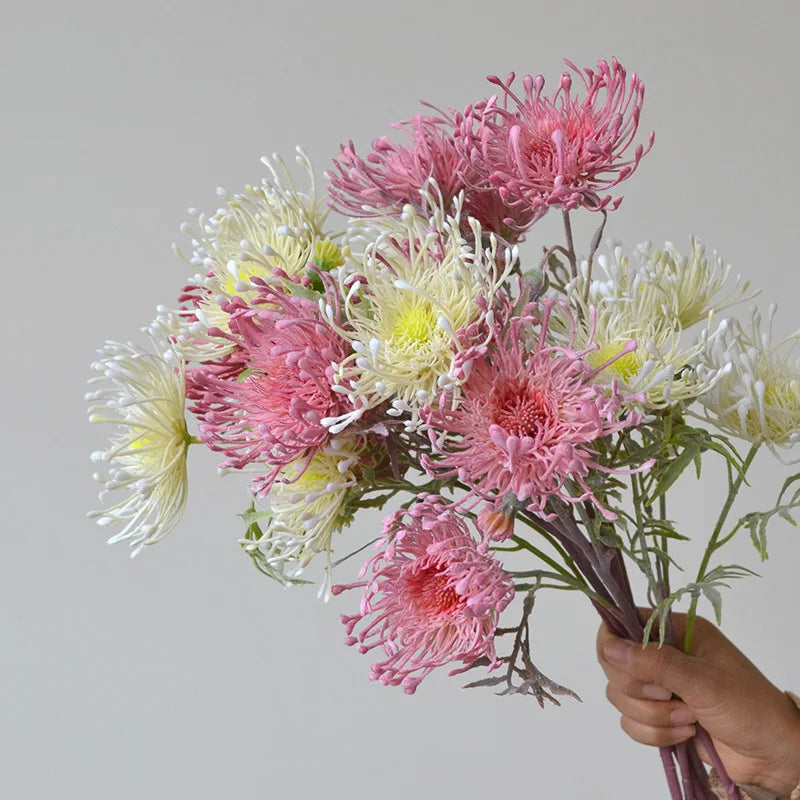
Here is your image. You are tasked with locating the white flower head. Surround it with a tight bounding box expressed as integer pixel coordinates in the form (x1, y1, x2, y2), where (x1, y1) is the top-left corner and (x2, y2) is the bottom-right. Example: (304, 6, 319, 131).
(586, 238, 752, 329)
(695, 305, 800, 456)
(87, 337, 191, 556)
(323, 187, 513, 431)
(154, 148, 341, 362)
(566, 241, 732, 408)
(240, 436, 362, 598)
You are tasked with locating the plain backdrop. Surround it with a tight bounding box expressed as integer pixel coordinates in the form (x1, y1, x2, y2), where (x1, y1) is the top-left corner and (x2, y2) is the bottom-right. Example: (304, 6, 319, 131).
(2, 1, 798, 798)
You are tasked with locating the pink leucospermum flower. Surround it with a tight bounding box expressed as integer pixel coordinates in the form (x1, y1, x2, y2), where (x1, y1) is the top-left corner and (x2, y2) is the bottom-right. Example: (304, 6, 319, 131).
(328, 112, 536, 242)
(188, 277, 353, 495)
(460, 58, 653, 215)
(332, 495, 514, 694)
(423, 301, 645, 519)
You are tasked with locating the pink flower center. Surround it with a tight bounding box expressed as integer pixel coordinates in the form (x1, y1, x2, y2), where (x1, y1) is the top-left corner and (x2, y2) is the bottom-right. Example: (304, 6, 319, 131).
(490, 378, 552, 437)
(404, 564, 464, 618)
(520, 108, 596, 167)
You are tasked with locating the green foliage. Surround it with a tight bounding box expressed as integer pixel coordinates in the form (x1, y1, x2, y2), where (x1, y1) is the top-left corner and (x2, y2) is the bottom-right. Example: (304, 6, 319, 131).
(642, 564, 757, 645)
(632, 411, 745, 504)
(735, 471, 800, 561)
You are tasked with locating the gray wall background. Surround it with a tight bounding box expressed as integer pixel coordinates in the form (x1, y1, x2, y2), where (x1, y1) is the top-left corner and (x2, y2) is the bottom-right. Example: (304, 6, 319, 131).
(3, 1, 798, 797)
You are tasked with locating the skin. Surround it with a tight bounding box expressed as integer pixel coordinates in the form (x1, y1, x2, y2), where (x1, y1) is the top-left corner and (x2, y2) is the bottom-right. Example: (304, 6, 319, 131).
(597, 614, 800, 798)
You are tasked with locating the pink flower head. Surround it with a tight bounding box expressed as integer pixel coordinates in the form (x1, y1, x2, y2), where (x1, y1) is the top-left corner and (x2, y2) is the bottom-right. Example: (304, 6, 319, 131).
(460, 58, 654, 214)
(188, 278, 353, 495)
(332, 495, 514, 694)
(422, 301, 644, 519)
(327, 112, 536, 241)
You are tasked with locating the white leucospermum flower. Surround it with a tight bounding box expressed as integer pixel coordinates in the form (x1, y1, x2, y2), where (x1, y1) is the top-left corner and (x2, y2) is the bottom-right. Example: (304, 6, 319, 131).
(87, 338, 191, 556)
(154, 148, 343, 362)
(240, 436, 361, 597)
(587, 239, 751, 328)
(694, 305, 800, 455)
(322, 192, 514, 431)
(566, 242, 728, 408)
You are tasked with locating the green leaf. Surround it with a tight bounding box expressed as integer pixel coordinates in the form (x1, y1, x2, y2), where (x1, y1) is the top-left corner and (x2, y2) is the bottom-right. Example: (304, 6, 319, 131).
(641, 564, 756, 645)
(735, 471, 800, 561)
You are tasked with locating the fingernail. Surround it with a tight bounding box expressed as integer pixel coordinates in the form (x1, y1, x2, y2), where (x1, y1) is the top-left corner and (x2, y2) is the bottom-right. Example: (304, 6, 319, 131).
(643, 684, 672, 701)
(670, 707, 696, 725)
(603, 640, 633, 665)
(670, 725, 695, 740)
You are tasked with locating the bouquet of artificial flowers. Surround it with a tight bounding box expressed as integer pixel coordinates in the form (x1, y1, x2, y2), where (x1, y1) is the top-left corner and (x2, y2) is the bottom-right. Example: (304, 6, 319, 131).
(87, 58, 800, 800)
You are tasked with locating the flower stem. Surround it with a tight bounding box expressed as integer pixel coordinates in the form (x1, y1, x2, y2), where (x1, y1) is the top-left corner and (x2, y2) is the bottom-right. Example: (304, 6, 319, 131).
(683, 442, 760, 653)
(561, 210, 577, 280)
(509, 535, 583, 582)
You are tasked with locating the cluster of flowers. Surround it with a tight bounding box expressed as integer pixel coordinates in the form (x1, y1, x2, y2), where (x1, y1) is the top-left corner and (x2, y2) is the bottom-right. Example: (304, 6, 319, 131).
(88, 58, 800, 798)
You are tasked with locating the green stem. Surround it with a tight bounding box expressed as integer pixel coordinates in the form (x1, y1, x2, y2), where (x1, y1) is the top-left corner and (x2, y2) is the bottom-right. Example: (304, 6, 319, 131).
(509, 535, 583, 584)
(630, 473, 657, 589)
(514, 515, 583, 580)
(659, 493, 670, 596)
(683, 442, 760, 652)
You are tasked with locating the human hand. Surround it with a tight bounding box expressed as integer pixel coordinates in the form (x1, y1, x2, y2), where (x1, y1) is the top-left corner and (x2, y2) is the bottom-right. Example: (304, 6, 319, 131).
(597, 614, 800, 799)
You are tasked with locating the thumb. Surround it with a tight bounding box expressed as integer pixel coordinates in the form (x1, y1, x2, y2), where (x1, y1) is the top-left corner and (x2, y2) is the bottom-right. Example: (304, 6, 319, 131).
(603, 638, 721, 708)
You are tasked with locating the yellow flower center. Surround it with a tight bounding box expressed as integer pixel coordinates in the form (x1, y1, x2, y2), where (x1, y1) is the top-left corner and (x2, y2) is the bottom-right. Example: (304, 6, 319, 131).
(391, 301, 438, 346)
(129, 430, 149, 450)
(588, 342, 640, 382)
(312, 239, 344, 272)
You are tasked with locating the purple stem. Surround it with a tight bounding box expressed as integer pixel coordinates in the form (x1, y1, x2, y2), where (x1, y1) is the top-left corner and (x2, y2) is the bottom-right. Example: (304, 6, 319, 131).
(525, 502, 733, 800)
(697, 726, 739, 800)
(677, 742, 699, 800)
(688, 744, 716, 800)
(661, 747, 686, 800)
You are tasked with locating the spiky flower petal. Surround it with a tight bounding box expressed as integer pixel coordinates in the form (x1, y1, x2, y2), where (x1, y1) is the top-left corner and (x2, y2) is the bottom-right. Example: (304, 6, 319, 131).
(568, 243, 726, 408)
(695, 306, 800, 454)
(87, 338, 191, 556)
(155, 149, 336, 362)
(460, 58, 653, 214)
(328, 112, 535, 241)
(587, 238, 751, 329)
(322, 193, 512, 432)
(423, 301, 645, 519)
(188, 279, 352, 496)
(332, 495, 514, 694)
(241, 436, 363, 595)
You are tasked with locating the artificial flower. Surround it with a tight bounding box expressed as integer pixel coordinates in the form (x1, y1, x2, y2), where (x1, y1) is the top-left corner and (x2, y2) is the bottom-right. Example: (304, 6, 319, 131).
(332, 495, 514, 694)
(567, 243, 726, 408)
(156, 148, 337, 362)
(188, 277, 353, 495)
(328, 112, 535, 241)
(241, 436, 363, 595)
(587, 238, 751, 329)
(322, 194, 511, 432)
(86, 338, 191, 556)
(423, 300, 644, 518)
(459, 58, 653, 214)
(695, 305, 800, 454)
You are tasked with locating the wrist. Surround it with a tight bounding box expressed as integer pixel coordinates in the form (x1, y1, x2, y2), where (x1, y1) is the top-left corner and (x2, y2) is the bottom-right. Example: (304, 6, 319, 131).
(754, 692, 800, 799)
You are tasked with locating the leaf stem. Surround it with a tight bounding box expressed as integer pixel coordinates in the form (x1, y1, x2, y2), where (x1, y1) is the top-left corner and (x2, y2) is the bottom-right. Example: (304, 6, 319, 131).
(509, 534, 582, 583)
(683, 442, 760, 652)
